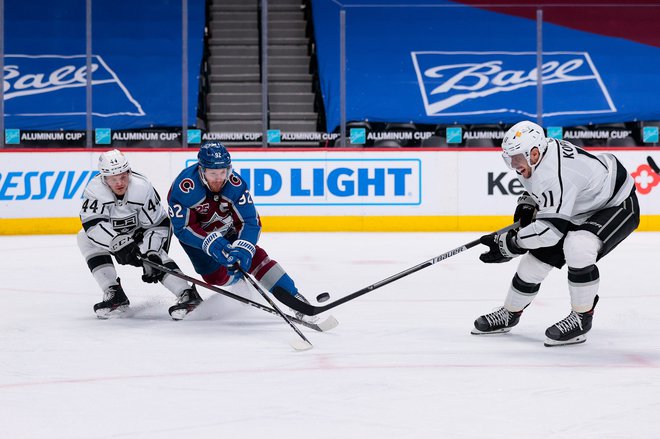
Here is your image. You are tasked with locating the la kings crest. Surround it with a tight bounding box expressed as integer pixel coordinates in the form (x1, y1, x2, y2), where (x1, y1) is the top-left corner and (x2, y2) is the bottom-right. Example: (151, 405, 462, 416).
(112, 213, 138, 234)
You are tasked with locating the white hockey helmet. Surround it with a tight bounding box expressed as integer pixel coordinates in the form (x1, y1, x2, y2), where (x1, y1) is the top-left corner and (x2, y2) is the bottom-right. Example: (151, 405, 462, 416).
(501, 121, 547, 169)
(98, 149, 131, 177)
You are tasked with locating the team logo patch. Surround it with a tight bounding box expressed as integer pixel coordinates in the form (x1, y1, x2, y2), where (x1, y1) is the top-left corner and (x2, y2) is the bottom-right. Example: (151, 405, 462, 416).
(200, 212, 233, 233)
(112, 213, 138, 234)
(228, 173, 241, 187)
(179, 178, 195, 193)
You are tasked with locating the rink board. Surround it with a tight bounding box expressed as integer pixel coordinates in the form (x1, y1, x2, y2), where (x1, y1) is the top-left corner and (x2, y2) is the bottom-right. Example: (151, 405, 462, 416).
(1, 148, 659, 234)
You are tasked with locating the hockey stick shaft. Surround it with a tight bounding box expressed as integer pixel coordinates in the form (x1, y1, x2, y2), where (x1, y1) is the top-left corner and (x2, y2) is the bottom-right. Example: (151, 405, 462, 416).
(273, 222, 519, 316)
(139, 257, 323, 331)
(648, 156, 660, 174)
(237, 266, 313, 350)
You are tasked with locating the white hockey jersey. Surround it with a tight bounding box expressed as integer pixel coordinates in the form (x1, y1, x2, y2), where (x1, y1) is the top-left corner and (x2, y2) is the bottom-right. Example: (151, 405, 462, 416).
(514, 138, 634, 250)
(79, 172, 171, 254)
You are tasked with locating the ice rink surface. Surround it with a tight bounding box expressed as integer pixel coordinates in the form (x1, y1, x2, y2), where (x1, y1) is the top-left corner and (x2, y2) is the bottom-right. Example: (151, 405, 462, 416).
(1, 231, 659, 438)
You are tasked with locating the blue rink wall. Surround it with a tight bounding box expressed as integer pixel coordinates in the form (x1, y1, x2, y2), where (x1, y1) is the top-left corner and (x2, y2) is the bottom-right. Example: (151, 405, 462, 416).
(1, 148, 659, 234)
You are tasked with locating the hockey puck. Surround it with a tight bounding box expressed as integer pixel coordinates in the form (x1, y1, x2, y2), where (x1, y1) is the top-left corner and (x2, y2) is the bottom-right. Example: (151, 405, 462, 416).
(316, 292, 331, 303)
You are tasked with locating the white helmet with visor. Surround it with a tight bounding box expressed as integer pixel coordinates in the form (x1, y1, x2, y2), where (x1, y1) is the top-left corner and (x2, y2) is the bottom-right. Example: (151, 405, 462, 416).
(98, 149, 131, 177)
(501, 121, 547, 170)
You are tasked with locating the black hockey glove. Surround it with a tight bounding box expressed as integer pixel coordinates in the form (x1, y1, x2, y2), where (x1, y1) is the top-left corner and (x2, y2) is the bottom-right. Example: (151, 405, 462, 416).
(110, 234, 141, 267)
(141, 252, 166, 284)
(479, 229, 526, 264)
(513, 192, 537, 228)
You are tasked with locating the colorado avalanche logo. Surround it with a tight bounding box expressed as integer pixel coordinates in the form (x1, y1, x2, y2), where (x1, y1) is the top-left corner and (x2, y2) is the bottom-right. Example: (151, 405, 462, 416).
(179, 178, 195, 193)
(228, 173, 241, 187)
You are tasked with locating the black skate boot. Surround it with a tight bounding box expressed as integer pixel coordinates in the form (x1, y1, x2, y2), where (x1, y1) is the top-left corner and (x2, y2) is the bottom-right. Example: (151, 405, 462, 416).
(544, 295, 599, 347)
(169, 286, 203, 320)
(471, 306, 523, 334)
(94, 281, 130, 319)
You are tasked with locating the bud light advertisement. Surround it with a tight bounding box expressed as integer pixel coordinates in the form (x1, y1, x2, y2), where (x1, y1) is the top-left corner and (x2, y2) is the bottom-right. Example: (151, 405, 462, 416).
(311, 0, 660, 131)
(2, 0, 205, 130)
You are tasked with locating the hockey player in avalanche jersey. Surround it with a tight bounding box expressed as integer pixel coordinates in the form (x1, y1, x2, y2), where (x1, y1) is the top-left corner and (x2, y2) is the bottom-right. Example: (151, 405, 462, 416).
(167, 141, 316, 318)
(78, 149, 201, 320)
(473, 121, 639, 346)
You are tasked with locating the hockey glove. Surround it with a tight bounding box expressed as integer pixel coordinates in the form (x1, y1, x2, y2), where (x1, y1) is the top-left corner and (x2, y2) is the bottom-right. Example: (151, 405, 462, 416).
(479, 229, 526, 264)
(110, 234, 142, 267)
(141, 252, 166, 284)
(513, 192, 538, 228)
(202, 231, 236, 266)
(227, 240, 255, 272)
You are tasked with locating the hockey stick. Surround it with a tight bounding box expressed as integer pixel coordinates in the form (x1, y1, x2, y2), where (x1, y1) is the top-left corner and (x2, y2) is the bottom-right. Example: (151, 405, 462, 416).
(139, 257, 337, 333)
(272, 222, 520, 316)
(236, 266, 314, 351)
(648, 156, 660, 174)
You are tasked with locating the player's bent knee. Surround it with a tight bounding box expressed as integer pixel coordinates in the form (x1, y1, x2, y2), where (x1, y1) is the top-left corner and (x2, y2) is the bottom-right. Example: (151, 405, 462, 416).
(516, 253, 553, 284)
(202, 268, 230, 286)
(77, 229, 91, 250)
(568, 264, 599, 283)
(564, 230, 602, 268)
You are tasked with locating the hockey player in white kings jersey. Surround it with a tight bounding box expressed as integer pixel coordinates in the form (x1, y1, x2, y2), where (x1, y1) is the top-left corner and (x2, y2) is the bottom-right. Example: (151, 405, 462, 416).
(77, 149, 202, 319)
(472, 121, 639, 346)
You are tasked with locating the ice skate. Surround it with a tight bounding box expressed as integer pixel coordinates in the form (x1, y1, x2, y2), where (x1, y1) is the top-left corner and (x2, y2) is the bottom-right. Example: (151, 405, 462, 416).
(544, 296, 599, 347)
(471, 306, 523, 334)
(169, 286, 203, 320)
(94, 283, 130, 319)
(290, 293, 319, 324)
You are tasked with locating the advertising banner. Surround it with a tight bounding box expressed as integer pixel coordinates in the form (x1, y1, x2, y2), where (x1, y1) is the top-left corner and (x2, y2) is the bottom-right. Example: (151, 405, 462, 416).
(457, 150, 660, 219)
(1, 149, 659, 233)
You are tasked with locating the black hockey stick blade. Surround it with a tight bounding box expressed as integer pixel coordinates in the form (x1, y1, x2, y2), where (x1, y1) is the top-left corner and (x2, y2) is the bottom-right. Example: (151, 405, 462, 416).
(648, 156, 660, 174)
(139, 256, 335, 332)
(275, 222, 519, 316)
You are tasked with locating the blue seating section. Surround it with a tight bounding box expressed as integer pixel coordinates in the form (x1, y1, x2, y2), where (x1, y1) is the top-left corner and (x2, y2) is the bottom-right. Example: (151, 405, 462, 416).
(310, 0, 660, 133)
(3, 0, 206, 130)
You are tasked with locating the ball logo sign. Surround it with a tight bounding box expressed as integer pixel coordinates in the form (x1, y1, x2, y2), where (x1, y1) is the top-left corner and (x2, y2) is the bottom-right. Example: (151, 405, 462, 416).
(411, 51, 616, 119)
(3, 54, 144, 118)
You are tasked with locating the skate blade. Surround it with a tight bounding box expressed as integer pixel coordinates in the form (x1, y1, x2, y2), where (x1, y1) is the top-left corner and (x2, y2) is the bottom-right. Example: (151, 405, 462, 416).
(471, 327, 513, 335)
(95, 305, 129, 319)
(169, 302, 202, 321)
(544, 335, 587, 347)
(169, 308, 192, 321)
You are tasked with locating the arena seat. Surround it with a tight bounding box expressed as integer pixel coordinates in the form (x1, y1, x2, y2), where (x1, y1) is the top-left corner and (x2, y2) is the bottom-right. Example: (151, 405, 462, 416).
(606, 136, 637, 147)
(421, 135, 448, 147)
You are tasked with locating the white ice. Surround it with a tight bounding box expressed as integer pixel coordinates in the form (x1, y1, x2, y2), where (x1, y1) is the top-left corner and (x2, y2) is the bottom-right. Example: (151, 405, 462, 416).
(1, 231, 659, 438)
